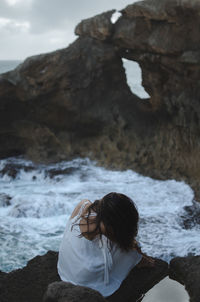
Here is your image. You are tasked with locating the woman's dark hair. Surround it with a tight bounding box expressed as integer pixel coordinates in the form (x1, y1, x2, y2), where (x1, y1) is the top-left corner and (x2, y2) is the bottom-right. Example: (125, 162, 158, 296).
(78, 192, 139, 252)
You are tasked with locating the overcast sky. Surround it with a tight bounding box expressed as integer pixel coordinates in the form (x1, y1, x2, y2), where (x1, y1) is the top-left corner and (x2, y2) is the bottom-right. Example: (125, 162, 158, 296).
(0, 0, 139, 60)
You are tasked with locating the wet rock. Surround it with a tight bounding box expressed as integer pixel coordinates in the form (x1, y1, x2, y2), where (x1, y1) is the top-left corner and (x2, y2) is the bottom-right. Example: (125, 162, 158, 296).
(0, 251, 60, 302)
(0, 251, 168, 302)
(0, 164, 19, 179)
(0, 163, 35, 179)
(169, 256, 200, 302)
(179, 200, 200, 229)
(47, 167, 79, 179)
(0, 193, 12, 207)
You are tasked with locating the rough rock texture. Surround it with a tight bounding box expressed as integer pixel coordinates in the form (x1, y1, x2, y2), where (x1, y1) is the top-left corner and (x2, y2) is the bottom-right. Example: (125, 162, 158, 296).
(1, 0, 200, 199)
(179, 200, 200, 229)
(0, 37, 143, 165)
(107, 258, 168, 302)
(169, 256, 200, 302)
(0, 251, 168, 302)
(43, 281, 106, 302)
(0, 251, 60, 302)
(75, 10, 115, 41)
(114, 0, 200, 199)
(0, 193, 12, 206)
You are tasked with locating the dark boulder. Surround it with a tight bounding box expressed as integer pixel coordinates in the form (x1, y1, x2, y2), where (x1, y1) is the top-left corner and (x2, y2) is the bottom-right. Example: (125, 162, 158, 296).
(169, 256, 200, 302)
(43, 281, 106, 302)
(0, 193, 12, 207)
(178, 200, 200, 229)
(0, 163, 35, 179)
(0, 251, 60, 302)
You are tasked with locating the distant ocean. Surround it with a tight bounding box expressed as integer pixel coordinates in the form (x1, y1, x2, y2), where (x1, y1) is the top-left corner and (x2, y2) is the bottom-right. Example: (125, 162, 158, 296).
(0, 59, 199, 302)
(0, 60, 21, 74)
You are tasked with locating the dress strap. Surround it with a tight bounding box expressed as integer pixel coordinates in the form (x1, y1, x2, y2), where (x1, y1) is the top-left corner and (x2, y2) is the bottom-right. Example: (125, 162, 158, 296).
(78, 201, 113, 285)
(99, 236, 113, 285)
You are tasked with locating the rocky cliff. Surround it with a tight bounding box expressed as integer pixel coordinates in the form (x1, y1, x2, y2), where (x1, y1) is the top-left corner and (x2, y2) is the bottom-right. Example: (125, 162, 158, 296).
(1, 0, 200, 199)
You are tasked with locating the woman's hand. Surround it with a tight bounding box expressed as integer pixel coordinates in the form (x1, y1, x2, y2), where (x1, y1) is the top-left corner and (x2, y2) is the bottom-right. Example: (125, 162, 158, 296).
(70, 199, 91, 219)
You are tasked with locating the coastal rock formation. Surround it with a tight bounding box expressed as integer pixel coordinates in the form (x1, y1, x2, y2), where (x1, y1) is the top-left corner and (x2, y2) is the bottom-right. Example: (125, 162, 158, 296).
(0, 37, 140, 165)
(75, 10, 115, 41)
(0, 251, 168, 302)
(169, 256, 200, 302)
(1, 0, 200, 199)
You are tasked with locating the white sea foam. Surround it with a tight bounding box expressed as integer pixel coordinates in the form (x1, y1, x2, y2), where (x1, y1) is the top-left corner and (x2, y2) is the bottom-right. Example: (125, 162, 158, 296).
(0, 156, 199, 272)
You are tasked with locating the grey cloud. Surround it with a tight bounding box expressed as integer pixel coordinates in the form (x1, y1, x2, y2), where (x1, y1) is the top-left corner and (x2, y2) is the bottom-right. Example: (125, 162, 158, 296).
(2, 0, 134, 34)
(0, 21, 27, 35)
(0, 0, 31, 21)
(0, 0, 138, 59)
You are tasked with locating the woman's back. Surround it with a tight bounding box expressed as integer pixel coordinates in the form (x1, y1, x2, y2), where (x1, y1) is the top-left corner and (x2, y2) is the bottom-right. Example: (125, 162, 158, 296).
(57, 199, 142, 297)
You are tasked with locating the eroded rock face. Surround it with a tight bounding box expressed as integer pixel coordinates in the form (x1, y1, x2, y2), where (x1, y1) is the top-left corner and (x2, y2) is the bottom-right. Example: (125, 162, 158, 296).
(0, 37, 139, 164)
(75, 0, 200, 199)
(118, 0, 200, 198)
(1, 0, 200, 200)
(75, 10, 115, 41)
(0, 251, 60, 302)
(169, 256, 200, 302)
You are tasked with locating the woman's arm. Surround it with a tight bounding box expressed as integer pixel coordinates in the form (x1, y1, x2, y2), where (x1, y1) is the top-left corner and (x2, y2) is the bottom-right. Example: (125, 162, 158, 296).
(70, 199, 91, 219)
(70, 199, 99, 240)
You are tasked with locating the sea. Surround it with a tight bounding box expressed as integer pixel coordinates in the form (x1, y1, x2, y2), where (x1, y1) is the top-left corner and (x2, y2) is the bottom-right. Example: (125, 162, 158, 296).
(0, 60, 199, 278)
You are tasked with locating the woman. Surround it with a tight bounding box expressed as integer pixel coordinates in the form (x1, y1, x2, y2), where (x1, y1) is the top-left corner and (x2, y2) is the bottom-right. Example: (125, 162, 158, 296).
(57, 192, 153, 297)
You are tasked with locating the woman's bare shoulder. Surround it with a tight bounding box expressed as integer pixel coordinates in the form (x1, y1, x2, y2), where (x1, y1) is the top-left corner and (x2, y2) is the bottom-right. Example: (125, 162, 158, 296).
(70, 199, 91, 219)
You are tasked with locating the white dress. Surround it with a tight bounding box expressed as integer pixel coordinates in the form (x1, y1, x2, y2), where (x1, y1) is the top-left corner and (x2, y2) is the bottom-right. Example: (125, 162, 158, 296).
(57, 201, 142, 297)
